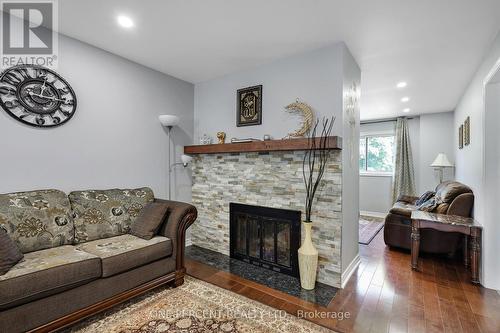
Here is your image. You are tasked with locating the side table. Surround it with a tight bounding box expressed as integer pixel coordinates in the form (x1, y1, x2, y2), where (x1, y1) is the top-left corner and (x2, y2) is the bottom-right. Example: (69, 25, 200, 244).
(410, 211, 482, 284)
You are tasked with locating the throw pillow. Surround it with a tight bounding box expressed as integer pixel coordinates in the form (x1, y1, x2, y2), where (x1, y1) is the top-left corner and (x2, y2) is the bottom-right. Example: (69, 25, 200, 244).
(417, 197, 439, 212)
(129, 202, 169, 240)
(69, 187, 155, 243)
(0, 189, 75, 253)
(0, 228, 24, 275)
(415, 191, 436, 206)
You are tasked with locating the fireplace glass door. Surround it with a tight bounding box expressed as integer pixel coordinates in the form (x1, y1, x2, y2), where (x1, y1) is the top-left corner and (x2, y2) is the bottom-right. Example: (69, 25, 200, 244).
(230, 203, 300, 277)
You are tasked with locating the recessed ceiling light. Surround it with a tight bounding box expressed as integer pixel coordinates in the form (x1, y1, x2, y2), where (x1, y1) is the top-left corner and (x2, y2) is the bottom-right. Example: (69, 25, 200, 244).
(403, 108, 410, 113)
(117, 15, 134, 28)
(401, 97, 410, 103)
(397, 82, 407, 88)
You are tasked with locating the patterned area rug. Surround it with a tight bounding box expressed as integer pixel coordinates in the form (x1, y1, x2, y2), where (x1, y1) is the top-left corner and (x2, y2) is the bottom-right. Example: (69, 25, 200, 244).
(64, 276, 334, 333)
(359, 215, 385, 245)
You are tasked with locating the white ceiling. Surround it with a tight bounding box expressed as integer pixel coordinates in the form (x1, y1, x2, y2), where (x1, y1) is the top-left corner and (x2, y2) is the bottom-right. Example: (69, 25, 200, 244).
(57, 0, 500, 120)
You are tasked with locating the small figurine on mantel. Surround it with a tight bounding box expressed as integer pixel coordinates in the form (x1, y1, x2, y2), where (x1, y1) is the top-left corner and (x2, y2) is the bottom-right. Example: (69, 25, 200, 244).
(216, 131, 226, 144)
(282, 99, 314, 139)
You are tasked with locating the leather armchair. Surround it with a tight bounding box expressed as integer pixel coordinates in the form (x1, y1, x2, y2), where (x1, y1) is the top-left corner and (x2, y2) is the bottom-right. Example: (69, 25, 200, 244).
(384, 181, 474, 254)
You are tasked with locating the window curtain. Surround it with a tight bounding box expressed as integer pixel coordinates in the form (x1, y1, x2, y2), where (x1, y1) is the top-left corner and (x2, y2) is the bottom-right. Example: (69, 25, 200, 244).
(392, 117, 416, 202)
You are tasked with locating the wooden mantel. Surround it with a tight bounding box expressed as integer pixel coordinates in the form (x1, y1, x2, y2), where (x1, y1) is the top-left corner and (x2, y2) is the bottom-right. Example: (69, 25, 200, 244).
(184, 136, 342, 154)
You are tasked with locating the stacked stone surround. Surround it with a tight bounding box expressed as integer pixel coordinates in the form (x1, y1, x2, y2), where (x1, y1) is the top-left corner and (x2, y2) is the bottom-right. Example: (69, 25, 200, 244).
(190, 150, 342, 287)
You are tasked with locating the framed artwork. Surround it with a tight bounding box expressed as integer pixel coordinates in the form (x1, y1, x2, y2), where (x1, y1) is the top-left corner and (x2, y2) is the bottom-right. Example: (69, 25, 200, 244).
(459, 125, 464, 149)
(464, 116, 470, 146)
(237, 85, 262, 127)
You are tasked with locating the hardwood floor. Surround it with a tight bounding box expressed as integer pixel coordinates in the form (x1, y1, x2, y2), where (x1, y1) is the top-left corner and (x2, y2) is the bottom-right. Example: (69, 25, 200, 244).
(186, 230, 500, 332)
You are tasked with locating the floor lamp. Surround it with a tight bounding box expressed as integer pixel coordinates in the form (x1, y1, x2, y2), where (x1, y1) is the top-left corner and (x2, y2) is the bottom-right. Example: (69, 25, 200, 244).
(159, 115, 180, 200)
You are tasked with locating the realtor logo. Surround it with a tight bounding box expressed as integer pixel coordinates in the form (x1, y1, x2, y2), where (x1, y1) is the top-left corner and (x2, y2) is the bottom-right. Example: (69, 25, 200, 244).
(1, 0, 58, 68)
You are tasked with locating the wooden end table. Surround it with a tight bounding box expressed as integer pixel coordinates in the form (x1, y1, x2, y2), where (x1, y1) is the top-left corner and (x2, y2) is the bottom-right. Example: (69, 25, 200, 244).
(410, 211, 482, 284)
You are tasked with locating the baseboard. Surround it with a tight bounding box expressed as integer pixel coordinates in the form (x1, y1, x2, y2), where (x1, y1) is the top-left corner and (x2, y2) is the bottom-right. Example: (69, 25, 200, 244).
(360, 210, 387, 218)
(341, 254, 360, 288)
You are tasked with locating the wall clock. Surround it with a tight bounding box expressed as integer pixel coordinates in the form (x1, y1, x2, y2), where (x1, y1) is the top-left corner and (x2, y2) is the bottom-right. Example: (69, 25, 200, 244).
(0, 65, 77, 127)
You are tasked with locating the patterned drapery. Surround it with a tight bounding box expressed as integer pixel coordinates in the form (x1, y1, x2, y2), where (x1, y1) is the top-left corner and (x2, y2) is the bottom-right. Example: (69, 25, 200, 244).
(392, 118, 416, 202)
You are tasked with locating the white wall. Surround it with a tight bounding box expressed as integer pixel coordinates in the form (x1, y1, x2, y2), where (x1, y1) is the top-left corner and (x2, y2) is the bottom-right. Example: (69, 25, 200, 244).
(0, 33, 194, 202)
(359, 112, 454, 214)
(453, 31, 500, 290)
(194, 44, 344, 141)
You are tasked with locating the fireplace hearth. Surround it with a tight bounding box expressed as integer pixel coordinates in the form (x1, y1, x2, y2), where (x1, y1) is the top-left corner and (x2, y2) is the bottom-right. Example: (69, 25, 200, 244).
(229, 203, 301, 277)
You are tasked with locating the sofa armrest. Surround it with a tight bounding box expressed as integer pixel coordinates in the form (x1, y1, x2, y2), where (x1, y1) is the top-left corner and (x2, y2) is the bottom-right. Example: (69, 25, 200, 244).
(447, 193, 474, 217)
(396, 195, 419, 205)
(155, 199, 197, 271)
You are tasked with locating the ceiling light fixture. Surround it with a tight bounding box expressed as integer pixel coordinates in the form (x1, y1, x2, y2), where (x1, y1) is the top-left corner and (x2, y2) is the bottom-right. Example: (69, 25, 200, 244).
(401, 97, 410, 103)
(403, 108, 410, 113)
(397, 82, 407, 88)
(117, 15, 134, 28)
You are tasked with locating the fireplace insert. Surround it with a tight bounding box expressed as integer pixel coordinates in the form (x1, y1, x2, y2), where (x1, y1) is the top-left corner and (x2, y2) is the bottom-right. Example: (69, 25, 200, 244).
(229, 203, 301, 277)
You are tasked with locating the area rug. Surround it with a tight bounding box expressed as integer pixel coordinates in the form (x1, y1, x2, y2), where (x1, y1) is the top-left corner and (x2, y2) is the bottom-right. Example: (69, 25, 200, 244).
(359, 215, 385, 245)
(65, 276, 333, 333)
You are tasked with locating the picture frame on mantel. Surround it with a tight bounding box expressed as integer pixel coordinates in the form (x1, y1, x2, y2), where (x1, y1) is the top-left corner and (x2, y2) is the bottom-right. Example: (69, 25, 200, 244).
(237, 85, 262, 127)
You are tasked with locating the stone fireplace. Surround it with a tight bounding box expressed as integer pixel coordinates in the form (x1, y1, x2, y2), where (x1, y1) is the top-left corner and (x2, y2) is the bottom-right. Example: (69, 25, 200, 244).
(187, 138, 343, 287)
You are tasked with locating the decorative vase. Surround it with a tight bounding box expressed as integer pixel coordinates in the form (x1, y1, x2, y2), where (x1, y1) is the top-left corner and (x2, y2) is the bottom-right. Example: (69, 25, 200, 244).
(298, 221, 318, 290)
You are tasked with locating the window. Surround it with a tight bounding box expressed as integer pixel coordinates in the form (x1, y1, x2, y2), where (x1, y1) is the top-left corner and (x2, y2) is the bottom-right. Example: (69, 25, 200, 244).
(359, 135, 395, 175)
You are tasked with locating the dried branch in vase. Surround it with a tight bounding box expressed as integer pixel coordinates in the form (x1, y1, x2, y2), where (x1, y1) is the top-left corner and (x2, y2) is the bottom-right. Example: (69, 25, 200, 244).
(302, 116, 335, 222)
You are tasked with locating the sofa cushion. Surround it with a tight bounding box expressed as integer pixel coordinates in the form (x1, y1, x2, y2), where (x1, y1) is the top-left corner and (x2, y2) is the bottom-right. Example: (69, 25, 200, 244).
(69, 187, 154, 244)
(435, 181, 472, 204)
(76, 234, 172, 277)
(389, 202, 416, 217)
(130, 202, 169, 240)
(0, 229, 24, 275)
(0, 245, 100, 309)
(0, 189, 74, 253)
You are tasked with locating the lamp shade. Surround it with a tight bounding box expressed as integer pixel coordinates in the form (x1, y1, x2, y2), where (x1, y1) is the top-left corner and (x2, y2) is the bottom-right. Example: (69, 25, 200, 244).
(431, 153, 453, 167)
(158, 115, 180, 127)
(181, 154, 192, 166)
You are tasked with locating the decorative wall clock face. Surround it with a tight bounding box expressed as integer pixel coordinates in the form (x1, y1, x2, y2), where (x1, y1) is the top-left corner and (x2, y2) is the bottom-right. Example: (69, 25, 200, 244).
(0, 65, 77, 127)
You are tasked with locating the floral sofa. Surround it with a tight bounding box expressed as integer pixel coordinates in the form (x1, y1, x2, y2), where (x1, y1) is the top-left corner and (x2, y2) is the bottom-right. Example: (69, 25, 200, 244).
(0, 187, 197, 333)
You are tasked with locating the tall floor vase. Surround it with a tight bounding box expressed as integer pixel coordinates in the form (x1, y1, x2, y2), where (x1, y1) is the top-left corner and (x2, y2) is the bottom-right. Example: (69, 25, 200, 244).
(298, 222, 318, 290)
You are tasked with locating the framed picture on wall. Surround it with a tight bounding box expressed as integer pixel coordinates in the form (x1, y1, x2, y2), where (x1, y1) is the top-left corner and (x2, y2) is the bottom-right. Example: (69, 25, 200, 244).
(459, 124, 464, 149)
(464, 116, 470, 146)
(237, 85, 262, 127)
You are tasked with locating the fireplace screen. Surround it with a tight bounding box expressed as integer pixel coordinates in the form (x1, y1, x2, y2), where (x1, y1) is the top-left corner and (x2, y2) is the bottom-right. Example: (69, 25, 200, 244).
(230, 203, 301, 277)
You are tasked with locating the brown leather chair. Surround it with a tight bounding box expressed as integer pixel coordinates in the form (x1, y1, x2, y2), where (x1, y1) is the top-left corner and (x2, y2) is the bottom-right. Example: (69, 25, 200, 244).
(384, 181, 474, 254)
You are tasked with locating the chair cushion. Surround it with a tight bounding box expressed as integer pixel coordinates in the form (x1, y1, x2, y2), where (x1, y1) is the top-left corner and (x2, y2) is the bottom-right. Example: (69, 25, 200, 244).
(76, 234, 172, 277)
(0, 189, 74, 253)
(389, 202, 416, 217)
(0, 245, 101, 309)
(0, 229, 24, 275)
(69, 187, 154, 244)
(435, 181, 472, 204)
(130, 202, 169, 240)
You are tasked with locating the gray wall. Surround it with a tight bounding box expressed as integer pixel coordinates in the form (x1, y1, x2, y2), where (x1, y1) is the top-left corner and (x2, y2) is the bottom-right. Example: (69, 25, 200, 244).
(360, 112, 454, 214)
(194, 43, 361, 285)
(340, 46, 361, 284)
(194, 44, 344, 141)
(418, 112, 455, 192)
(454, 31, 500, 290)
(0, 33, 194, 202)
